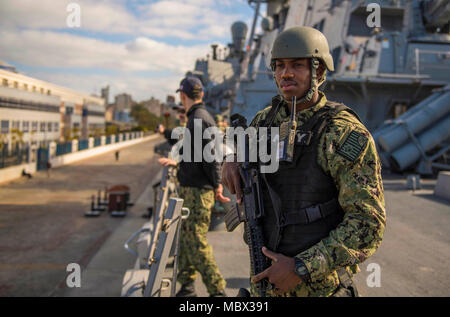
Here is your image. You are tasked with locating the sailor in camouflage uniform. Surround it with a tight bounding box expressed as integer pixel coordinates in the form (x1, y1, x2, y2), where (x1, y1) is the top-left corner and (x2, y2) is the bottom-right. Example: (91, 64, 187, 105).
(158, 76, 229, 297)
(222, 26, 386, 297)
(176, 186, 226, 295)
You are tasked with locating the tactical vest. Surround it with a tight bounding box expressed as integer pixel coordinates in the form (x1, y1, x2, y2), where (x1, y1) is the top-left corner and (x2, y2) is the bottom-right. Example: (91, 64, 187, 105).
(259, 101, 361, 257)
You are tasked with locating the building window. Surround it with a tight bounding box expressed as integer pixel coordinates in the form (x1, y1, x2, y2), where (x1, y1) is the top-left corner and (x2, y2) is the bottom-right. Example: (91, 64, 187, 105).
(40, 122, 46, 132)
(54, 122, 59, 132)
(1, 120, 9, 134)
(23, 84, 28, 91)
(14, 81, 19, 88)
(40, 88, 44, 94)
(23, 121, 30, 133)
(66, 107, 74, 115)
(47, 122, 52, 132)
(47, 90, 51, 95)
(12, 121, 20, 130)
(32, 86, 36, 92)
(31, 121, 38, 132)
(2, 79, 7, 86)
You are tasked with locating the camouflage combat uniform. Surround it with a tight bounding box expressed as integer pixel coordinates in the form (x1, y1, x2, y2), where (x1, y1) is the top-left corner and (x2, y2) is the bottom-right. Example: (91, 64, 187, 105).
(249, 91, 386, 297)
(177, 186, 226, 294)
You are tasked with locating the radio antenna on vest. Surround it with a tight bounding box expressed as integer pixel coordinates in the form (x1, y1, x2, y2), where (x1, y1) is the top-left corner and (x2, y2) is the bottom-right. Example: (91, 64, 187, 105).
(291, 96, 296, 120)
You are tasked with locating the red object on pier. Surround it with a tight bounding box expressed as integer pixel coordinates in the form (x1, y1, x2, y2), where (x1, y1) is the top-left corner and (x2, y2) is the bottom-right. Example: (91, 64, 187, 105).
(108, 185, 130, 216)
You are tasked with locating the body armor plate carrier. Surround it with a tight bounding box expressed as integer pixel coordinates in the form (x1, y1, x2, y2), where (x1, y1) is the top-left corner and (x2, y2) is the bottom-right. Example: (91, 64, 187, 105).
(258, 101, 361, 257)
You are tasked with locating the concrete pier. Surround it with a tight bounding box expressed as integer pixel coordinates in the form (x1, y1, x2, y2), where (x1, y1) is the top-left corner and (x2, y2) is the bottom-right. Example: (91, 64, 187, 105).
(0, 136, 164, 296)
(0, 138, 449, 297)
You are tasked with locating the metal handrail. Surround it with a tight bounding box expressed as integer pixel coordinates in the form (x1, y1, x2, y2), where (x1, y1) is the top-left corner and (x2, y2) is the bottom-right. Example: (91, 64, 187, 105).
(124, 228, 151, 257)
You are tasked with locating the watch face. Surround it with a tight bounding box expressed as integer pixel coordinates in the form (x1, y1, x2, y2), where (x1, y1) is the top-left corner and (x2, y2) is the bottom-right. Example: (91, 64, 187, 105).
(296, 265, 307, 275)
(295, 258, 308, 277)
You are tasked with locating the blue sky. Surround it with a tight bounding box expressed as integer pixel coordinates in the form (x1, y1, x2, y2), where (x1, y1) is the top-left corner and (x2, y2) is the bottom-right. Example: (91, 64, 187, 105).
(0, 0, 256, 102)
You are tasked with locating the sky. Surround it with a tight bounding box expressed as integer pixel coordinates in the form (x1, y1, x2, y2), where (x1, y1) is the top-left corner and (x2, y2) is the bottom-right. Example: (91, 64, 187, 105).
(0, 0, 256, 103)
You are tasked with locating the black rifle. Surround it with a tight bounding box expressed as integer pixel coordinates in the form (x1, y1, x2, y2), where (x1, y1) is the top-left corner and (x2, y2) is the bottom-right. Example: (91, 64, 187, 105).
(224, 113, 270, 297)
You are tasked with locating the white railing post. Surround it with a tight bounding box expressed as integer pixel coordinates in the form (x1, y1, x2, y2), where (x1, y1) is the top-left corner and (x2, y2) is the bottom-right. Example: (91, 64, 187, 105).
(72, 139, 78, 153)
(88, 137, 94, 149)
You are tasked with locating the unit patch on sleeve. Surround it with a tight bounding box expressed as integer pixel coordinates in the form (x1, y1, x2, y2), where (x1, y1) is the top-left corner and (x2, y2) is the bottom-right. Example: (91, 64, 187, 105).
(337, 130, 368, 162)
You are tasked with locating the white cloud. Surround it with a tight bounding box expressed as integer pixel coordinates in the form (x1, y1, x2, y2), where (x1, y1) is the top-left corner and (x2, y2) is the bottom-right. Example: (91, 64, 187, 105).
(78, 1, 138, 34)
(33, 71, 182, 102)
(0, 0, 248, 41)
(0, 28, 216, 101)
(0, 0, 136, 33)
(136, 0, 243, 41)
(0, 0, 252, 102)
(0, 28, 211, 72)
(0, 29, 126, 70)
(0, 0, 68, 29)
(145, 1, 201, 16)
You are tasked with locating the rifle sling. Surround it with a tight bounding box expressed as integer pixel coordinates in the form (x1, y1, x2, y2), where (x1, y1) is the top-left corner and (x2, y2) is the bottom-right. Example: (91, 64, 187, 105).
(259, 98, 282, 129)
(261, 173, 283, 251)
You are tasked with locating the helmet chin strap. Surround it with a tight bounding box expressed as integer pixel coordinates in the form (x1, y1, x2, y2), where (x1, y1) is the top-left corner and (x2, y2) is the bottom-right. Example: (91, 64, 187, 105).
(272, 57, 326, 106)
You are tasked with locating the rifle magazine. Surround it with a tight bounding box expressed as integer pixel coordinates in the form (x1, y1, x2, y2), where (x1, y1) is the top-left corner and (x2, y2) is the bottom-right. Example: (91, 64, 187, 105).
(224, 204, 243, 232)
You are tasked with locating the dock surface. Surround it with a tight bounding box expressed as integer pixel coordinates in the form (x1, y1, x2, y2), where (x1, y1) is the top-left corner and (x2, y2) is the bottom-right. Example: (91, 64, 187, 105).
(0, 136, 161, 296)
(0, 138, 449, 297)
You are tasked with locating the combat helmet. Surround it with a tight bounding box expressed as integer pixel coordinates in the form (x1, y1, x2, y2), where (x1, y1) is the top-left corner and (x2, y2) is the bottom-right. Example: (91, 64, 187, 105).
(270, 26, 334, 104)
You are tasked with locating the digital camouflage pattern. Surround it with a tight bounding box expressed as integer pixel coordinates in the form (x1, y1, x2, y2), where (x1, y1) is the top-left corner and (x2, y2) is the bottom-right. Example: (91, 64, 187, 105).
(177, 186, 226, 294)
(249, 91, 386, 297)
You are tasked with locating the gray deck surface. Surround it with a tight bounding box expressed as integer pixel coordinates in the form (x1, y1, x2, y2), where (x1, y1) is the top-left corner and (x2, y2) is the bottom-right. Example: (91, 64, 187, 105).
(0, 137, 448, 297)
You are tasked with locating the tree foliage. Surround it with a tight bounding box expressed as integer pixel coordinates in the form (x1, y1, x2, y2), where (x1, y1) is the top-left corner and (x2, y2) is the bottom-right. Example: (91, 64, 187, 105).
(130, 103, 162, 132)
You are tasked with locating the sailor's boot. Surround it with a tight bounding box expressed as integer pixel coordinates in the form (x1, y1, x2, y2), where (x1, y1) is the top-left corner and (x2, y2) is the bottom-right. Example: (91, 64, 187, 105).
(176, 282, 197, 297)
(210, 289, 227, 297)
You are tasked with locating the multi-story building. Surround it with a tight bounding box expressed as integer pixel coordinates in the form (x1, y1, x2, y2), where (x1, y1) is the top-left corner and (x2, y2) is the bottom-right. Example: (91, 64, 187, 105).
(114, 109, 133, 123)
(105, 104, 115, 122)
(101, 85, 110, 105)
(109, 93, 135, 124)
(142, 96, 162, 117)
(114, 93, 133, 112)
(0, 85, 60, 149)
(0, 68, 105, 152)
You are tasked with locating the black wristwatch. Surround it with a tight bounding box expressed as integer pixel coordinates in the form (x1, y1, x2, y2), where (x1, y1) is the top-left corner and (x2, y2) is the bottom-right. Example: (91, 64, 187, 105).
(294, 258, 310, 281)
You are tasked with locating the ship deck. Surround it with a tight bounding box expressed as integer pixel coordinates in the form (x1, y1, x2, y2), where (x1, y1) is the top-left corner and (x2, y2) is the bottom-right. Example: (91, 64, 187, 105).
(0, 136, 448, 297)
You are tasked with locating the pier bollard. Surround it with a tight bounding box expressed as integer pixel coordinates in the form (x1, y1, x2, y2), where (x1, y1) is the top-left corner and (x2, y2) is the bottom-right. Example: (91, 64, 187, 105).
(96, 189, 106, 211)
(434, 171, 450, 201)
(407, 174, 422, 191)
(84, 195, 101, 217)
